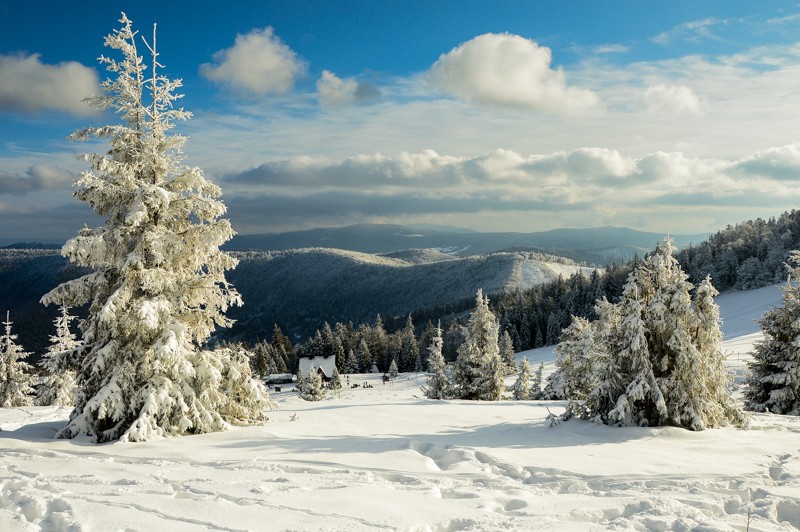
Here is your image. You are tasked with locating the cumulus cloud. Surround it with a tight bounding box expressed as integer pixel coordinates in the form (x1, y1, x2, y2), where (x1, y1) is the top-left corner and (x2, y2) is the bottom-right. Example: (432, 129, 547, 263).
(642, 84, 702, 115)
(0, 53, 100, 116)
(427, 33, 597, 112)
(733, 143, 800, 180)
(316, 70, 381, 108)
(200, 27, 306, 95)
(0, 165, 73, 195)
(219, 143, 800, 233)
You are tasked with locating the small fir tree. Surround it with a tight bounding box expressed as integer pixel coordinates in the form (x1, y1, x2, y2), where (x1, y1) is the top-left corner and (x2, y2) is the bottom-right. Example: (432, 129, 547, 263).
(356, 338, 373, 373)
(0, 311, 35, 407)
(745, 251, 800, 415)
(499, 330, 516, 375)
(388, 359, 399, 379)
(550, 316, 600, 400)
(454, 289, 504, 400)
(330, 366, 343, 391)
(422, 324, 451, 399)
(344, 348, 359, 374)
(511, 358, 533, 400)
(532, 361, 544, 400)
(297, 368, 325, 401)
(36, 306, 81, 406)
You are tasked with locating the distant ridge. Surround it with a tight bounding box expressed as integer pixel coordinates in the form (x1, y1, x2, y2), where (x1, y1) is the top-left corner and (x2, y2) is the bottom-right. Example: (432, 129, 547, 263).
(226, 223, 705, 265)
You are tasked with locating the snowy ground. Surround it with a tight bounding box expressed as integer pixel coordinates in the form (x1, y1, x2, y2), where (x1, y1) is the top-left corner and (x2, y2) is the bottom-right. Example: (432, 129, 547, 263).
(2, 285, 799, 531)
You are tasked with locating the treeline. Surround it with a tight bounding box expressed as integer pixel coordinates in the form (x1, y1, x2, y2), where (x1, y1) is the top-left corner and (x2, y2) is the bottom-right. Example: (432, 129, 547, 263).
(246, 314, 473, 379)
(496, 263, 637, 352)
(676, 209, 800, 290)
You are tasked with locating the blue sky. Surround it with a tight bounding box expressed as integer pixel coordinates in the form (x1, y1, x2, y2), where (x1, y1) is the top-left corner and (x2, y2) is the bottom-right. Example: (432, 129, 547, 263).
(3, 1, 800, 242)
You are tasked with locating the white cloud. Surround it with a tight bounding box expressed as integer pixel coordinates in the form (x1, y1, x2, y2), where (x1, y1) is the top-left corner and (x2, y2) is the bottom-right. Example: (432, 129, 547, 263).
(218, 142, 800, 235)
(427, 33, 597, 113)
(642, 84, 702, 115)
(0, 53, 99, 116)
(200, 27, 306, 95)
(652, 18, 724, 45)
(0, 164, 73, 195)
(594, 44, 629, 55)
(317, 70, 381, 108)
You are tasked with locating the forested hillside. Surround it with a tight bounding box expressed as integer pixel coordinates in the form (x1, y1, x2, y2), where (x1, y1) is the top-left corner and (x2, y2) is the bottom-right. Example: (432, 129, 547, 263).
(0, 247, 590, 358)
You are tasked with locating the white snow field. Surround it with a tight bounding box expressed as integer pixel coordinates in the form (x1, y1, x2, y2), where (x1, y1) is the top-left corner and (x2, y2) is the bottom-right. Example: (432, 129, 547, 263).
(2, 284, 800, 531)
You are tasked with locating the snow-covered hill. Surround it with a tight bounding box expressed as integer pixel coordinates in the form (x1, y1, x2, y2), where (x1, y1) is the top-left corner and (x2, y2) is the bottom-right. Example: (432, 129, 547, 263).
(2, 284, 799, 530)
(226, 248, 593, 340)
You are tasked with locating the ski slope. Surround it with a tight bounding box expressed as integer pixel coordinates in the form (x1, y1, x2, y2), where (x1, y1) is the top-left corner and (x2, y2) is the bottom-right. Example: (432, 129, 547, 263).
(1, 284, 798, 531)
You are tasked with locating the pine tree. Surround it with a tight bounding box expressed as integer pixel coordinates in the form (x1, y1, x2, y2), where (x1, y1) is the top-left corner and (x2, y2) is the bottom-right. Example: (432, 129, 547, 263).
(511, 357, 533, 400)
(499, 330, 516, 375)
(39, 15, 271, 442)
(330, 366, 343, 392)
(422, 324, 450, 399)
(454, 289, 504, 400)
(398, 315, 419, 372)
(0, 311, 35, 407)
(745, 251, 800, 415)
(297, 368, 325, 401)
(344, 348, 359, 374)
(550, 316, 600, 400)
(388, 359, 399, 379)
(356, 338, 373, 373)
(36, 306, 81, 406)
(582, 237, 745, 429)
(532, 361, 544, 400)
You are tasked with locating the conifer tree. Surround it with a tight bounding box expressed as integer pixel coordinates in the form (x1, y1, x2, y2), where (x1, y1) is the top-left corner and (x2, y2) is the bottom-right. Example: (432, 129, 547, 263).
(422, 324, 450, 399)
(356, 338, 373, 373)
(745, 251, 800, 415)
(0, 311, 35, 407)
(39, 15, 271, 441)
(330, 366, 343, 392)
(36, 306, 81, 406)
(581, 237, 744, 429)
(388, 359, 399, 379)
(499, 330, 516, 375)
(344, 348, 359, 374)
(454, 289, 504, 400)
(550, 316, 600, 400)
(297, 368, 325, 401)
(532, 361, 544, 400)
(511, 357, 533, 400)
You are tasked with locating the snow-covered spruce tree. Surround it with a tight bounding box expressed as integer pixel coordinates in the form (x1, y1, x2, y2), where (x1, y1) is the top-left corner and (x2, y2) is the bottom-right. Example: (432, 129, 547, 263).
(499, 330, 516, 375)
(0, 312, 35, 407)
(344, 348, 359, 374)
(36, 306, 81, 406)
(532, 361, 544, 400)
(297, 369, 325, 401)
(511, 357, 533, 400)
(422, 324, 451, 399)
(330, 366, 343, 391)
(583, 237, 744, 429)
(549, 316, 600, 400)
(39, 15, 271, 442)
(745, 251, 800, 414)
(454, 289, 504, 400)
(388, 359, 399, 379)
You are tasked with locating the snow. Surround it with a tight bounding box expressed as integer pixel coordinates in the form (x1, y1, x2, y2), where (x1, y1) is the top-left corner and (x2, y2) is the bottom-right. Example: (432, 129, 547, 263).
(2, 284, 800, 530)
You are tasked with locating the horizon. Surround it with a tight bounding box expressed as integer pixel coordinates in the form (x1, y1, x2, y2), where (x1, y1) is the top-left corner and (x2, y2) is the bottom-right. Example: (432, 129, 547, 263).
(3, 1, 800, 241)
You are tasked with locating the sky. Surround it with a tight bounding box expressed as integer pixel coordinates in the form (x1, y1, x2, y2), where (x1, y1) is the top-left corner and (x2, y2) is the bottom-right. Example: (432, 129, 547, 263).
(3, 1, 800, 242)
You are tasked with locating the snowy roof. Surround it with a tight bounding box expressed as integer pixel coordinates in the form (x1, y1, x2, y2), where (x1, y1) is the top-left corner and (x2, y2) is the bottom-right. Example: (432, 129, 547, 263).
(298, 356, 336, 379)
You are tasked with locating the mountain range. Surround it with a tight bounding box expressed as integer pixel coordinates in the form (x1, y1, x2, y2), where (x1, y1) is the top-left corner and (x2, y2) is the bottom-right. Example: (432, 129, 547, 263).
(1, 223, 701, 354)
(225, 223, 705, 264)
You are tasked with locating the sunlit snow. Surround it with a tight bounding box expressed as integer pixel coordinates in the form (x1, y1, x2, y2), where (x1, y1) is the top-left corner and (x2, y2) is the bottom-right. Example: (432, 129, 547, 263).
(1, 285, 799, 530)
